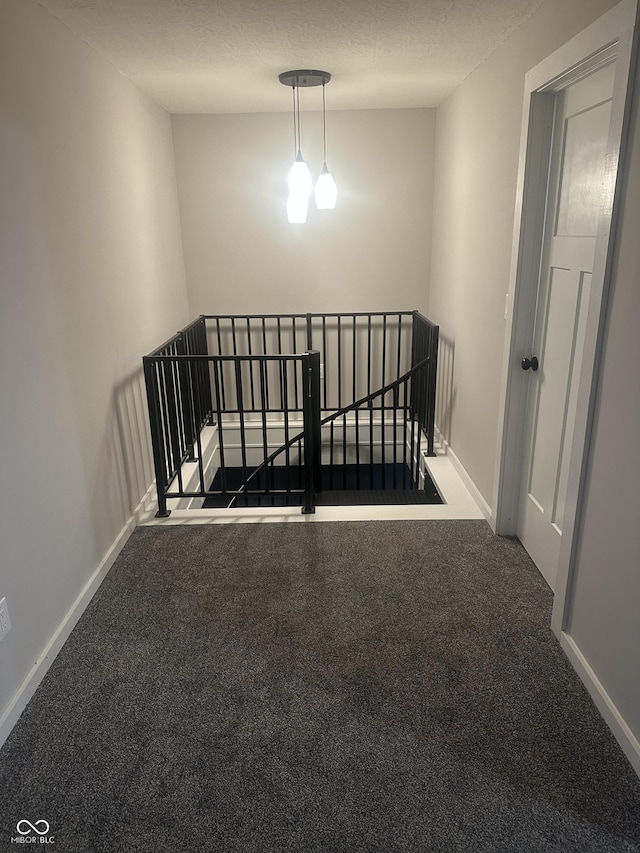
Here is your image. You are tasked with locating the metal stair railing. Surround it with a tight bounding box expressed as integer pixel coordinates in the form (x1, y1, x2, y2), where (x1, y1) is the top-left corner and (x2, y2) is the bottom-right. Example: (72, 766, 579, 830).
(143, 311, 438, 517)
(230, 355, 432, 509)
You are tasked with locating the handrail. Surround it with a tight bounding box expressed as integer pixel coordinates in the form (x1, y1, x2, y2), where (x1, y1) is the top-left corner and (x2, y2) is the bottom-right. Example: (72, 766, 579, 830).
(146, 315, 205, 358)
(201, 311, 415, 319)
(145, 311, 433, 362)
(318, 355, 430, 429)
(230, 355, 431, 503)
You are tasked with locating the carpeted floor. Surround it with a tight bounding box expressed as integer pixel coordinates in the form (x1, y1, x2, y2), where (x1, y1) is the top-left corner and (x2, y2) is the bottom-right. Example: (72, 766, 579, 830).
(1, 520, 639, 852)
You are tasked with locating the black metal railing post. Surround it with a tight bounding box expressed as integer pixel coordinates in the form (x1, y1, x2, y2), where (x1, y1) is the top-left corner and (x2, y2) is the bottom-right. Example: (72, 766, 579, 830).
(309, 350, 322, 493)
(409, 311, 422, 422)
(301, 351, 321, 513)
(143, 357, 171, 518)
(411, 312, 439, 457)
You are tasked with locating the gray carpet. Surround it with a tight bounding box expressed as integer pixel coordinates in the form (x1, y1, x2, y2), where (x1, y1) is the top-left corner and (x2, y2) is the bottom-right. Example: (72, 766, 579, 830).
(1, 520, 639, 852)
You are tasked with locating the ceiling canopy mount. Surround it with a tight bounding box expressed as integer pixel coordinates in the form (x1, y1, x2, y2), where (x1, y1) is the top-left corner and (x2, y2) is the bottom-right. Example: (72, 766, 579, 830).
(278, 70, 332, 88)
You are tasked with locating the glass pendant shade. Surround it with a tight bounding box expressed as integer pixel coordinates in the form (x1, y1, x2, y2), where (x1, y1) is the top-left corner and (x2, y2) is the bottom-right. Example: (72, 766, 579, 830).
(315, 165, 337, 209)
(286, 193, 308, 224)
(288, 152, 312, 199)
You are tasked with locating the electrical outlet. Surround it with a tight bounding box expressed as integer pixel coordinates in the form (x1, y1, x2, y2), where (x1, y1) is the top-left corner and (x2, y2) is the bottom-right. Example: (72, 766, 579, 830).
(0, 598, 11, 641)
(320, 363, 324, 380)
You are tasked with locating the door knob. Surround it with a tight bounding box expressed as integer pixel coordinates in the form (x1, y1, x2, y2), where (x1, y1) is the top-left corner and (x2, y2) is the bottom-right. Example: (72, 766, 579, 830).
(521, 356, 539, 371)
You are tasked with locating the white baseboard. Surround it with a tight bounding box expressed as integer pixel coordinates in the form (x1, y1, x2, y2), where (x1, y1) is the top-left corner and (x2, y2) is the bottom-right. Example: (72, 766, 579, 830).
(0, 483, 154, 749)
(433, 428, 492, 520)
(560, 632, 640, 777)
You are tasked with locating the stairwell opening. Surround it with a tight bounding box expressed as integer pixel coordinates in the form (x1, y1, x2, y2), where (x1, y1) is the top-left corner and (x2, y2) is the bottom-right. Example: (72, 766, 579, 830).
(143, 312, 442, 517)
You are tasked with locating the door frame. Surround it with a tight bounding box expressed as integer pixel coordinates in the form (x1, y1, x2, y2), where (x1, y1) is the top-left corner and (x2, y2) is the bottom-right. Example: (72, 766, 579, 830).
(492, 0, 639, 633)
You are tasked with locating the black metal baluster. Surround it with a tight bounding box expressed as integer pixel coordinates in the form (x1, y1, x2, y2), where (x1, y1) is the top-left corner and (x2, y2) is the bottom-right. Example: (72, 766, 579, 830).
(190, 327, 202, 437)
(322, 316, 327, 409)
(292, 317, 299, 410)
(367, 315, 372, 401)
(342, 412, 347, 489)
(337, 315, 342, 410)
(416, 364, 424, 489)
(397, 313, 403, 396)
(191, 358, 206, 494)
(156, 357, 171, 486)
(381, 316, 388, 489)
(272, 318, 282, 410)
(259, 359, 269, 494)
(369, 392, 374, 490)
(329, 420, 335, 490)
(235, 360, 248, 506)
(381, 352, 386, 490)
(177, 335, 196, 462)
(262, 317, 270, 411)
(179, 352, 190, 460)
(393, 401, 398, 488)
(403, 378, 409, 488)
(382, 314, 387, 399)
(409, 370, 417, 488)
(350, 315, 357, 489)
(307, 351, 322, 494)
(306, 313, 313, 351)
(166, 358, 184, 495)
(355, 406, 360, 489)
(247, 318, 255, 411)
(352, 315, 357, 409)
(231, 317, 237, 355)
(283, 360, 292, 492)
(216, 325, 227, 412)
(393, 372, 399, 488)
(212, 360, 227, 495)
(169, 342, 182, 461)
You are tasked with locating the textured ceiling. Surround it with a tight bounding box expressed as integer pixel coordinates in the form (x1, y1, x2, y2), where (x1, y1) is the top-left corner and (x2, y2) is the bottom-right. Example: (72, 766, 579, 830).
(36, 0, 545, 113)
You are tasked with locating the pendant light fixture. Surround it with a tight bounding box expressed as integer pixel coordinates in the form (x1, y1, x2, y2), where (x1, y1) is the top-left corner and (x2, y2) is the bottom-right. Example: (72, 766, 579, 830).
(315, 80, 337, 210)
(286, 79, 312, 205)
(279, 70, 336, 223)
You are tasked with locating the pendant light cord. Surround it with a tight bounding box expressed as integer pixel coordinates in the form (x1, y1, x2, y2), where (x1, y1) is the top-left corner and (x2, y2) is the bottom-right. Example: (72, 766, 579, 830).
(296, 79, 302, 154)
(322, 82, 327, 165)
(291, 84, 297, 158)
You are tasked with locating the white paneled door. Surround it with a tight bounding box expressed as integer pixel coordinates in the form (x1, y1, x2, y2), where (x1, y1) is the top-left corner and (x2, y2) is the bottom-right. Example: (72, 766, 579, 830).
(517, 62, 616, 590)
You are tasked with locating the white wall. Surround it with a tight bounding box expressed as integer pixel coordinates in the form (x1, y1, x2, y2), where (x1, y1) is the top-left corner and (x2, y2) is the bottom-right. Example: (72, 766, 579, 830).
(0, 0, 189, 738)
(429, 0, 619, 503)
(172, 109, 435, 316)
(430, 0, 640, 769)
